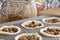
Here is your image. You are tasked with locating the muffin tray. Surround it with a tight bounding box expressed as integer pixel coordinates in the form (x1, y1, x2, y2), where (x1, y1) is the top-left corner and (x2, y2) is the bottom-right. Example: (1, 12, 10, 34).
(0, 15, 60, 40)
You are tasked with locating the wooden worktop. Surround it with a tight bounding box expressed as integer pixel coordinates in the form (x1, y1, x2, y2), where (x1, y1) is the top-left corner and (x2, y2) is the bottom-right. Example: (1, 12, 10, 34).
(43, 7, 60, 13)
(38, 7, 60, 16)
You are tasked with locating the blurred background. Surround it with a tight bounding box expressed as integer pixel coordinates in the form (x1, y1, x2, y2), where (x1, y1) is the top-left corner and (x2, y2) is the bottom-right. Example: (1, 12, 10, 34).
(0, 0, 60, 17)
(36, 0, 60, 13)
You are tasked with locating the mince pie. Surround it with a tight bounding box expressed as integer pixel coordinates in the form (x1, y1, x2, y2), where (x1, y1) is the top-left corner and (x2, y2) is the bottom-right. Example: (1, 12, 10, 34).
(43, 17, 60, 24)
(0, 25, 21, 35)
(40, 26, 60, 37)
(15, 33, 42, 40)
(21, 20, 43, 29)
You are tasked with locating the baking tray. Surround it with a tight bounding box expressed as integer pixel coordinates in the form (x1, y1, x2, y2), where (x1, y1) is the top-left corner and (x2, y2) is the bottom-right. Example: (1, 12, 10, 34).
(0, 15, 60, 40)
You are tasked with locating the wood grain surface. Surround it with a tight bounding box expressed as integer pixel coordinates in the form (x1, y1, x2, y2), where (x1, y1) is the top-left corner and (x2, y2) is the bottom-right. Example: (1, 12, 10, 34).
(38, 8, 60, 16)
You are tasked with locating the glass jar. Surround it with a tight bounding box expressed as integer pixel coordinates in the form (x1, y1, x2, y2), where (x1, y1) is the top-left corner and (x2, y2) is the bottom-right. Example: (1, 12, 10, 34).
(35, 0, 45, 15)
(5, 0, 37, 18)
